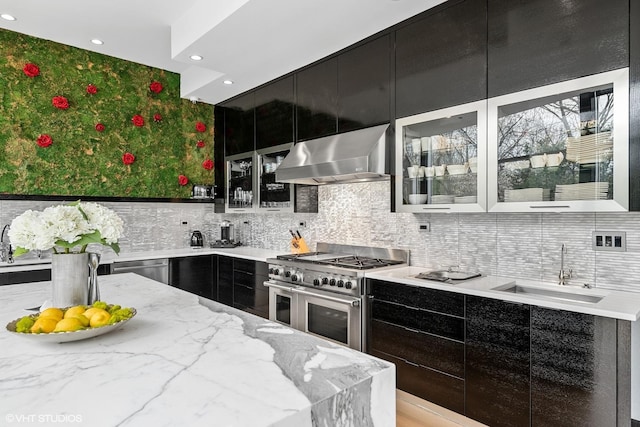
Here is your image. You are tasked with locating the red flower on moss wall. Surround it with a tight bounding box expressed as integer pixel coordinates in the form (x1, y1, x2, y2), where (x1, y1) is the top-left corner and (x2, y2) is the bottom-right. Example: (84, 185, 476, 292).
(122, 152, 135, 165)
(196, 140, 205, 148)
(149, 81, 163, 94)
(86, 84, 98, 94)
(52, 96, 69, 109)
(202, 159, 213, 170)
(153, 114, 162, 123)
(95, 123, 105, 132)
(23, 63, 40, 78)
(131, 114, 144, 127)
(178, 175, 189, 186)
(195, 121, 206, 132)
(36, 134, 52, 148)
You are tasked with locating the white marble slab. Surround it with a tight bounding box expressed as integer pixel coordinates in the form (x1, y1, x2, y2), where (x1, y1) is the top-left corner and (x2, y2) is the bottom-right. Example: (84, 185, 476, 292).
(367, 266, 640, 321)
(0, 274, 395, 427)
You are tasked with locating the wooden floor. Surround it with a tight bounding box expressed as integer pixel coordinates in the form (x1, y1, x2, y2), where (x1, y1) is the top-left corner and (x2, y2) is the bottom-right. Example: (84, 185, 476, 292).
(396, 390, 487, 427)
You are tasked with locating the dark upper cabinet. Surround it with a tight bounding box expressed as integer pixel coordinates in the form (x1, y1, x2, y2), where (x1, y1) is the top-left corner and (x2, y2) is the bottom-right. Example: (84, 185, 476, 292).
(213, 105, 226, 203)
(224, 93, 255, 156)
(296, 57, 338, 141)
(255, 76, 295, 149)
(395, 0, 487, 119)
(337, 35, 391, 132)
(487, 0, 629, 97)
(465, 296, 531, 427)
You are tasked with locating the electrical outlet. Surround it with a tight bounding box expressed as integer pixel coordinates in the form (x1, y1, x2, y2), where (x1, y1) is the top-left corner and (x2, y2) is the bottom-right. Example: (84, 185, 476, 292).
(592, 230, 626, 252)
(418, 223, 430, 232)
(299, 221, 307, 228)
(181, 221, 188, 226)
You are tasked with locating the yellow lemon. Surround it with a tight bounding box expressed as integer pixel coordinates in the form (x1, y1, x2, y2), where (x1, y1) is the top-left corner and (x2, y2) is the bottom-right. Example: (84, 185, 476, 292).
(70, 314, 90, 327)
(39, 307, 64, 321)
(30, 317, 58, 333)
(64, 305, 87, 319)
(89, 310, 111, 328)
(83, 307, 103, 320)
(53, 317, 84, 332)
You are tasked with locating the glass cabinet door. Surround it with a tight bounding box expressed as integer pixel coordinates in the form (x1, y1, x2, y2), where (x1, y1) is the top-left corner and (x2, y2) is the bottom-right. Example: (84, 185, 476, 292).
(226, 153, 255, 212)
(395, 100, 487, 212)
(488, 68, 629, 212)
(257, 143, 294, 213)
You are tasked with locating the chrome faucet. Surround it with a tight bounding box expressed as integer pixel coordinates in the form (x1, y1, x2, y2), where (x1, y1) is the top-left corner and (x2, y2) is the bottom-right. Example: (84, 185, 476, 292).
(558, 243, 572, 285)
(0, 224, 13, 264)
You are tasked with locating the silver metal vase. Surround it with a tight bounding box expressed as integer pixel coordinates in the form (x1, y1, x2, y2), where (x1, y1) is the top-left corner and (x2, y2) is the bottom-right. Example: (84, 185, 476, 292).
(51, 253, 89, 307)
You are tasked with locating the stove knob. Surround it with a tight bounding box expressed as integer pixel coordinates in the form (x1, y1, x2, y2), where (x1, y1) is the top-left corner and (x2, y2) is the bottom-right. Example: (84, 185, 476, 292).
(329, 279, 336, 286)
(345, 281, 353, 290)
(313, 278, 321, 286)
(284, 271, 291, 278)
(291, 274, 298, 282)
(322, 277, 329, 285)
(273, 269, 280, 276)
(269, 268, 275, 275)
(337, 280, 344, 288)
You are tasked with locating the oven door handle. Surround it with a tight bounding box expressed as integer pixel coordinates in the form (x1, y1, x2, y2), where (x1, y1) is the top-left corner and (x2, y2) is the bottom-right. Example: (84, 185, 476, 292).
(292, 287, 361, 307)
(263, 281, 296, 292)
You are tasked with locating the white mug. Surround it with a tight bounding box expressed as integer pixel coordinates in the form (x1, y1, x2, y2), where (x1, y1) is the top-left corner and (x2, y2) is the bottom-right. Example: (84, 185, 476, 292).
(530, 154, 546, 168)
(422, 166, 435, 177)
(435, 165, 446, 176)
(407, 165, 421, 178)
(546, 152, 564, 167)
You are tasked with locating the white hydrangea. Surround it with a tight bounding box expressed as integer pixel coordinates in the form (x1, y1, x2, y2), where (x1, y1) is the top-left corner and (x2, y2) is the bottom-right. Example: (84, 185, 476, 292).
(7, 202, 124, 255)
(80, 202, 124, 244)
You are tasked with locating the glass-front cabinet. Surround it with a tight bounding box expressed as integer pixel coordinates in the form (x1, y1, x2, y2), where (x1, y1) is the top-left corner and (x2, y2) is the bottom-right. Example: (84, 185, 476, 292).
(226, 153, 255, 212)
(257, 143, 294, 213)
(488, 68, 629, 212)
(395, 101, 487, 212)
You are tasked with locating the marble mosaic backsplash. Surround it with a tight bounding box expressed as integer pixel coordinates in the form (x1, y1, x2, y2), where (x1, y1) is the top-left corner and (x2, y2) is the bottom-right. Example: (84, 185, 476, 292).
(2, 180, 640, 293)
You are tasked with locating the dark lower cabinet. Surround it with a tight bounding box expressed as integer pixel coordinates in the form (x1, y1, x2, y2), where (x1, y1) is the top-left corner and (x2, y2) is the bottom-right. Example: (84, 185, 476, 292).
(530, 307, 623, 427)
(217, 256, 234, 306)
(232, 258, 269, 319)
(0, 269, 51, 285)
(169, 255, 216, 300)
(466, 296, 531, 427)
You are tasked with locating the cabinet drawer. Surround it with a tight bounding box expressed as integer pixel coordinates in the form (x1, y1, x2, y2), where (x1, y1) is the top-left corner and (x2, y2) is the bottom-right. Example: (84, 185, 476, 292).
(372, 350, 464, 414)
(370, 280, 464, 317)
(233, 285, 269, 319)
(372, 300, 464, 342)
(371, 319, 464, 378)
(233, 258, 256, 274)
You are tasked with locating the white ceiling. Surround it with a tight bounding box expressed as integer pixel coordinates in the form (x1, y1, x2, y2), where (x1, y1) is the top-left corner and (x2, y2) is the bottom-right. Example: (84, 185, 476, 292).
(0, 0, 445, 105)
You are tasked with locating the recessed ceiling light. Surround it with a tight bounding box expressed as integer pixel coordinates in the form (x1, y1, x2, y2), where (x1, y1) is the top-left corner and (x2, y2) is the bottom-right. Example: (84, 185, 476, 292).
(1, 13, 16, 21)
(90, 39, 104, 45)
(190, 55, 203, 61)
(223, 80, 234, 85)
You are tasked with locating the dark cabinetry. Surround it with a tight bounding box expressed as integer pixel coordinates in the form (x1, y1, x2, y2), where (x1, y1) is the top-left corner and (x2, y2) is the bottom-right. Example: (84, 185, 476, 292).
(216, 255, 269, 319)
(170, 255, 216, 300)
(223, 93, 255, 156)
(487, 0, 629, 97)
(395, 0, 487, 118)
(255, 76, 294, 149)
(367, 279, 465, 413)
(337, 35, 391, 132)
(466, 296, 530, 427)
(0, 269, 51, 285)
(296, 58, 338, 141)
(217, 255, 234, 306)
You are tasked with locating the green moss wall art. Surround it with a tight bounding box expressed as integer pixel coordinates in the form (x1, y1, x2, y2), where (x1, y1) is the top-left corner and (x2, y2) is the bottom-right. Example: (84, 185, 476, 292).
(0, 29, 214, 200)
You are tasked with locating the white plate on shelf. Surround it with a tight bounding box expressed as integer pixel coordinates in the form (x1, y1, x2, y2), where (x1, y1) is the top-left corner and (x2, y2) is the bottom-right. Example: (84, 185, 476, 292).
(6, 308, 136, 343)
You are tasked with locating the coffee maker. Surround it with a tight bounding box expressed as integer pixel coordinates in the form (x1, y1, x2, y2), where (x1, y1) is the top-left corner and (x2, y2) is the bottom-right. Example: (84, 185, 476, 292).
(210, 220, 240, 248)
(190, 230, 204, 247)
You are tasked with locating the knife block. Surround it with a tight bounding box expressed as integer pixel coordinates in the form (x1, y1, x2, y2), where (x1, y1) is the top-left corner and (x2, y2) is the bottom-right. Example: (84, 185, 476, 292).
(290, 237, 310, 254)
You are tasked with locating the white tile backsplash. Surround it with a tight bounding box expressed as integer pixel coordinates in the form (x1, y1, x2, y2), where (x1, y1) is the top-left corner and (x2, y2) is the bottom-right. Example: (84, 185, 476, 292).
(2, 181, 640, 293)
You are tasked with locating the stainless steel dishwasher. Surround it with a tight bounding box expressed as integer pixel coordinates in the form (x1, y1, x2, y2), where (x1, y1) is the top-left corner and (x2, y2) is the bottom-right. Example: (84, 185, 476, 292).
(110, 258, 169, 284)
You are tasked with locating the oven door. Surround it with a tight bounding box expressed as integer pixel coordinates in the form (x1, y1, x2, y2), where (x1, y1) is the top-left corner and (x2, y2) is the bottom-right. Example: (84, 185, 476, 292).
(295, 287, 362, 351)
(265, 281, 297, 328)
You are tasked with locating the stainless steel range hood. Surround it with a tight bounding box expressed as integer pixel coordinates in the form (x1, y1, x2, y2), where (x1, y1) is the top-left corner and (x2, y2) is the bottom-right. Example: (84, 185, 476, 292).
(275, 124, 390, 185)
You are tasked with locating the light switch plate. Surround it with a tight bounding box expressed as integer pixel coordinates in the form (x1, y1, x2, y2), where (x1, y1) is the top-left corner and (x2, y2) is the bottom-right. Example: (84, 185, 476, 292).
(418, 223, 430, 232)
(592, 230, 626, 252)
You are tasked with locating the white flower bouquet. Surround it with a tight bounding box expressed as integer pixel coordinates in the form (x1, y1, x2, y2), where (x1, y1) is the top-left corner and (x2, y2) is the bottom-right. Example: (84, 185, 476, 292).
(8, 201, 124, 257)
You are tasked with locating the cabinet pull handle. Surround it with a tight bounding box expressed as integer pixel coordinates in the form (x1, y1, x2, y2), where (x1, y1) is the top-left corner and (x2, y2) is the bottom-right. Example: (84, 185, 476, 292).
(405, 360, 420, 368)
(422, 206, 451, 210)
(529, 205, 571, 209)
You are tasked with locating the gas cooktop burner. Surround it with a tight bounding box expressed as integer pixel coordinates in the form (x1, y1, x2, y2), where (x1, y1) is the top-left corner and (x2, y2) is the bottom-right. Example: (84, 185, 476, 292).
(319, 256, 405, 270)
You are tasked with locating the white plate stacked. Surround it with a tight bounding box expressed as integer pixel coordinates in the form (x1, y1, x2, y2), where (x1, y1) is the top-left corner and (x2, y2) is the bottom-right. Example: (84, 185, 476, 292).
(565, 132, 613, 163)
(504, 188, 551, 202)
(454, 196, 477, 204)
(554, 182, 609, 201)
(431, 195, 455, 204)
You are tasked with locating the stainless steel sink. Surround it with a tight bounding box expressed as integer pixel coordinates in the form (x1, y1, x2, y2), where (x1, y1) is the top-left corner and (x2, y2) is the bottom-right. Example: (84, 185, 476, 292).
(492, 284, 604, 304)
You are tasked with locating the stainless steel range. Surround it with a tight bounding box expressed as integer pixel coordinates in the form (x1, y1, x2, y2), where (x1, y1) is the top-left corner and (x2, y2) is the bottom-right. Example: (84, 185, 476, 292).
(265, 243, 409, 351)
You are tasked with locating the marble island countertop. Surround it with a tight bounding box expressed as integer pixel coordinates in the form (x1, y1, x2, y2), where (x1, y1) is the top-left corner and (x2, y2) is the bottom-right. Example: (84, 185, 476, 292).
(367, 266, 640, 321)
(0, 273, 395, 427)
(0, 246, 282, 273)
